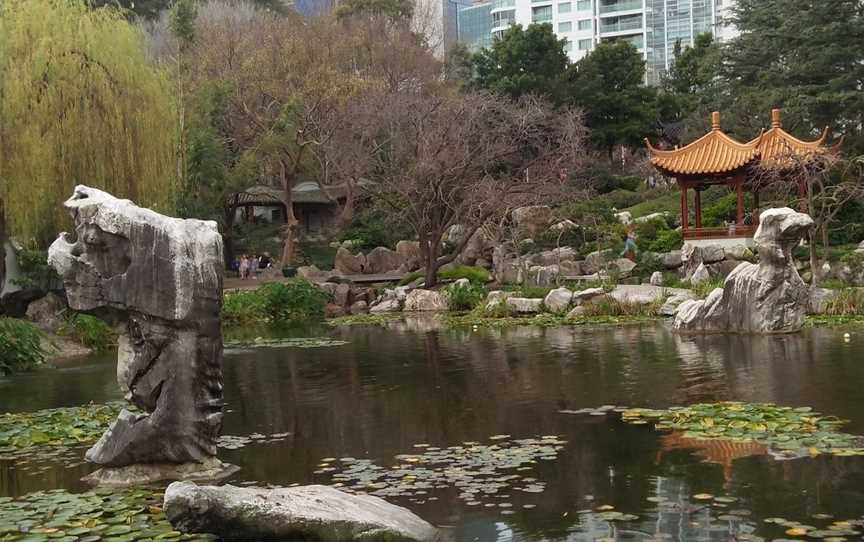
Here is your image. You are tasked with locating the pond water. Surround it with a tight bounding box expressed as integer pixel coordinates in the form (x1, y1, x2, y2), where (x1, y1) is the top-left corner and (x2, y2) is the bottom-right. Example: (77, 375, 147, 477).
(2, 320, 864, 541)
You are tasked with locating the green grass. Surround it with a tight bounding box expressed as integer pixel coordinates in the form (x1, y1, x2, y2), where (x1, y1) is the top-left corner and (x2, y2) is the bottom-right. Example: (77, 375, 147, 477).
(624, 191, 681, 218)
(223, 280, 330, 326)
(0, 317, 47, 375)
(58, 313, 116, 351)
(328, 313, 404, 326)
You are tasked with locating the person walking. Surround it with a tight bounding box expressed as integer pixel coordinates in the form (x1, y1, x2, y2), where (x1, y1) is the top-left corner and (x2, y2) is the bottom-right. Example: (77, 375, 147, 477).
(621, 230, 639, 262)
(239, 254, 249, 280)
(249, 255, 259, 280)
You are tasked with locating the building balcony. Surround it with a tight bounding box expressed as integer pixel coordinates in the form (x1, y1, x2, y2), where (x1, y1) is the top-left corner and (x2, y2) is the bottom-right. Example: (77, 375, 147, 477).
(598, 0, 642, 15)
(598, 17, 643, 35)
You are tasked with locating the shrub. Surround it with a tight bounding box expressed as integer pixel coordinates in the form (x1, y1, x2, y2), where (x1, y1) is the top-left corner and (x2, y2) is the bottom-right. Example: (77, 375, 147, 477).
(691, 277, 725, 299)
(580, 296, 661, 317)
(398, 271, 424, 286)
(438, 265, 491, 284)
(58, 314, 116, 351)
(11, 250, 58, 290)
(512, 286, 552, 299)
(824, 288, 864, 316)
(0, 318, 47, 375)
(648, 229, 683, 253)
(223, 290, 268, 325)
(483, 298, 514, 318)
(446, 282, 488, 311)
(259, 281, 330, 322)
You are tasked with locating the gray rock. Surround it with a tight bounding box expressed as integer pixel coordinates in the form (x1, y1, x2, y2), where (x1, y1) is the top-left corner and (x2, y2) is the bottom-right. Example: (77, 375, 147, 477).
(660, 292, 696, 317)
(297, 265, 328, 282)
(164, 482, 441, 542)
(566, 306, 586, 318)
(726, 244, 755, 261)
(608, 284, 691, 305)
(582, 250, 616, 275)
(559, 260, 583, 276)
(25, 292, 67, 332)
(317, 282, 339, 297)
(690, 263, 711, 285)
(532, 247, 578, 266)
(634, 212, 668, 224)
(506, 297, 543, 313)
(484, 291, 513, 312)
(404, 289, 448, 312)
(549, 219, 578, 232)
(649, 271, 664, 286)
(325, 303, 346, 318)
(396, 241, 422, 272)
(48, 186, 224, 468)
(610, 258, 637, 277)
(512, 206, 552, 235)
(459, 229, 492, 266)
(857, 240, 864, 252)
(334, 247, 366, 275)
(452, 278, 471, 289)
(365, 247, 403, 274)
(661, 251, 683, 269)
(526, 265, 559, 286)
(333, 283, 352, 308)
(674, 207, 814, 333)
(614, 211, 633, 225)
(572, 287, 606, 304)
(543, 287, 573, 314)
(370, 298, 401, 313)
(349, 300, 368, 315)
(708, 259, 744, 279)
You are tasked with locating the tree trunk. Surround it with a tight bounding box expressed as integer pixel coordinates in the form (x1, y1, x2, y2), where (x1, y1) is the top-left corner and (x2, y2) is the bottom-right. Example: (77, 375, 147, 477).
(423, 231, 441, 288)
(809, 229, 819, 288)
(0, 198, 6, 294)
(335, 180, 356, 230)
(279, 160, 299, 268)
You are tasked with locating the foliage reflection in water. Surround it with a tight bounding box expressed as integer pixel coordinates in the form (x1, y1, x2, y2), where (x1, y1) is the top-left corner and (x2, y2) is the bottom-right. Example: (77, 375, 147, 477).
(1, 322, 864, 541)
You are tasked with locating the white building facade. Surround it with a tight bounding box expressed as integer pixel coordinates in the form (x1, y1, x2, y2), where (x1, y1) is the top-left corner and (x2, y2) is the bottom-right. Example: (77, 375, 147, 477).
(460, 0, 737, 83)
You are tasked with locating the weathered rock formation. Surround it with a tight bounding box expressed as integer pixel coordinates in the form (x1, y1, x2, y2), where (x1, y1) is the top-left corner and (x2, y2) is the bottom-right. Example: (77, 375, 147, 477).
(48, 186, 226, 470)
(674, 208, 814, 333)
(164, 482, 442, 542)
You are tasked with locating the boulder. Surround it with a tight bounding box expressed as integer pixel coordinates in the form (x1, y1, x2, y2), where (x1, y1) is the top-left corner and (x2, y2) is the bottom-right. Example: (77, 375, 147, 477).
(25, 292, 67, 332)
(349, 301, 368, 315)
(572, 287, 606, 304)
(297, 265, 328, 282)
(506, 297, 543, 314)
(453, 278, 470, 289)
(634, 212, 668, 224)
(583, 249, 616, 275)
(484, 291, 513, 312)
(566, 306, 586, 318)
(48, 186, 225, 470)
(164, 482, 440, 542)
(608, 284, 690, 305)
(512, 206, 552, 235)
(549, 220, 578, 232)
(365, 247, 403, 275)
(690, 263, 711, 285)
(660, 292, 696, 317)
(352, 287, 376, 305)
(325, 303, 346, 318)
(334, 247, 366, 275)
(333, 283, 352, 308)
(649, 271, 664, 286)
(708, 259, 743, 279)
(726, 244, 755, 261)
(609, 258, 637, 277)
(370, 298, 401, 313)
(614, 211, 633, 225)
(396, 241, 422, 272)
(674, 208, 814, 333)
(403, 289, 447, 312)
(857, 240, 864, 252)
(532, 247, 578, 266)
(543, 287, 573, 314)
(459, 229, 492, 266)
(317, 282, 339, 297)
(526, 265, 559, 286)
(661, 251, 683, 269)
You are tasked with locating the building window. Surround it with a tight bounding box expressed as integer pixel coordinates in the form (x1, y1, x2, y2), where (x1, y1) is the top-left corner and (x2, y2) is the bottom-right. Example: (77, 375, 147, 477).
(558, 1, 571, 13)
(564, 40, 573, 51)
(559, 21, 572, 32)
(492, 9, 516, 27)
(577, 0, 591, 10)
(578, 38, 593, 50)
(532, 5, 553, 22)
(577, 19, 592, 31)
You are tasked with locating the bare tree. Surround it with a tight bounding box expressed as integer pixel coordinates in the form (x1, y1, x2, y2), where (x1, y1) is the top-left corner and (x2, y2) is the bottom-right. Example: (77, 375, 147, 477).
(326, 90, 589, 287)
(752, 151, 864, 286)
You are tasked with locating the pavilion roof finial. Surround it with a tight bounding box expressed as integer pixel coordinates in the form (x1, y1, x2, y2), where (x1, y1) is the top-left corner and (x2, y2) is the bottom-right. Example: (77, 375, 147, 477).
(771, 108, 782, 128)
(711, 111, 721, 131)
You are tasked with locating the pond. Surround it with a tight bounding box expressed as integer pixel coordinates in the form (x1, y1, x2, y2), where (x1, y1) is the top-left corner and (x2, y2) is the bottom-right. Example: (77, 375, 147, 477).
(2, 320, 864, 541)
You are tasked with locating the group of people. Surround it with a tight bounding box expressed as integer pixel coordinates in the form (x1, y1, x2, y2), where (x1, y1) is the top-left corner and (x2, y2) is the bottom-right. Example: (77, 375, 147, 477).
(235, 253, 273, 279)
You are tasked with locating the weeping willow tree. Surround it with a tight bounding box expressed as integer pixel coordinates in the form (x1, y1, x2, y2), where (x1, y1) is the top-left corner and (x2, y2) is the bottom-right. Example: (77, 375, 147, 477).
(0, 0, 177, 248)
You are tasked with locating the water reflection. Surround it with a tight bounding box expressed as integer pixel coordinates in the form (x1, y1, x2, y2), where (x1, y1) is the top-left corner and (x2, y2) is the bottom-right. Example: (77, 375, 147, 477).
(1, 322, 863, 540)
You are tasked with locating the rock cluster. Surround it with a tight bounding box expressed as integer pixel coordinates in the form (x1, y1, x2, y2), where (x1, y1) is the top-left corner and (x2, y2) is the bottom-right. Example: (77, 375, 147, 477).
(333, 242, 424, 276)
(674, 208, 814, 333)
(48, 186, 226, 471)
(164, 482, 441, 542)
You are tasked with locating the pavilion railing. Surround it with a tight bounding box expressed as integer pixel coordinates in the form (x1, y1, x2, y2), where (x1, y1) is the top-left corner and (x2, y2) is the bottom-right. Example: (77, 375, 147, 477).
(682, 226, 757, 240)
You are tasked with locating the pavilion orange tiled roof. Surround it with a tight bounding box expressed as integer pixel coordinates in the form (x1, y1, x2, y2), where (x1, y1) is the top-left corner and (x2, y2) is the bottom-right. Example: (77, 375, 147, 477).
(645, 112, 762, 177)
(748, 109, 842, 168)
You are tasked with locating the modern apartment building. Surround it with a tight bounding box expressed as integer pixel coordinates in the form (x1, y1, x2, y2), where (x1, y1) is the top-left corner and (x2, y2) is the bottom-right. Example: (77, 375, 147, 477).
(458, 0, 737, 83)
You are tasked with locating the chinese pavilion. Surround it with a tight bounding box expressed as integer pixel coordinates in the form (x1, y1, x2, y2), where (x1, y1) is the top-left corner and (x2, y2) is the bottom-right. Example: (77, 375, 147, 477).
(645, 109, 840, 243)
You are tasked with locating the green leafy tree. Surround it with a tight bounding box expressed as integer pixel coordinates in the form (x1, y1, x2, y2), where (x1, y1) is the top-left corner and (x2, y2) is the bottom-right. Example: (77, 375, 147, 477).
(0, 0, 177, 248)
(659, 33, 721, 121)
(720, 0, 864, 149)
(471, 24, 570, 103)
(569, 41, 656, 164)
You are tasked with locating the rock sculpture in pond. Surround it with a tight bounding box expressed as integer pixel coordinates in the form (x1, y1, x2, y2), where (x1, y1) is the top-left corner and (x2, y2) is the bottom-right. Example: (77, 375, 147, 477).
(48, 186, 229, 481)
(674, 207, 814, 333)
